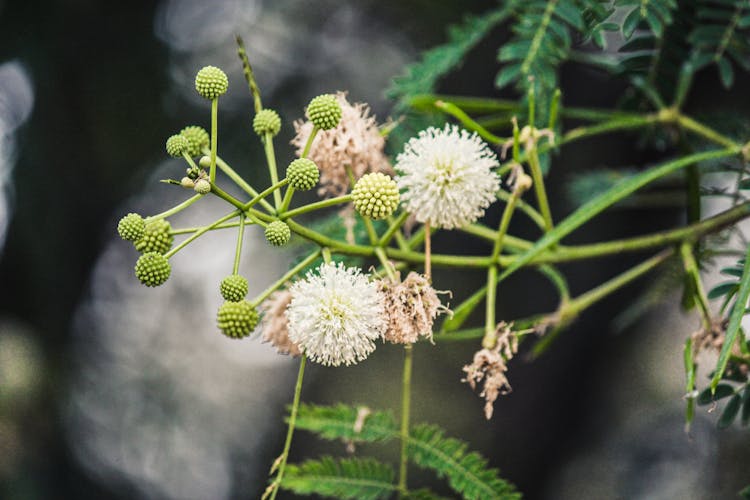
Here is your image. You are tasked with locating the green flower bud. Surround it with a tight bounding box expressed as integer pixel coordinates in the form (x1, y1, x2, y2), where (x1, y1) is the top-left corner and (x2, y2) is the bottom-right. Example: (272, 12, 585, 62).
(253, 109, 282, 137)
(118, 213, 145, 242)
(219, 274, 249, 302)
(195, 66, 228, 100)
(134, 252, 171, 287)
(180, 177, 195, 189)
(306, 94, 341, 130)
(286, 158, 319, 191)
(194, 179, 211, 194)
(180, 126, 210, 157)
(198, 155, 211, 169)
(217, 300, 259, 338)
(352, 172, 400, 220)
(135, 219, 174, 254)
(166, 134, 189, 158)
(265, 220, 291, 246)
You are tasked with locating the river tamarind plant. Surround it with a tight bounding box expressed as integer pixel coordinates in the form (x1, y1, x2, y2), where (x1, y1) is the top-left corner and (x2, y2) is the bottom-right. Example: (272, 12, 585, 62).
(117, 1, 750, 498)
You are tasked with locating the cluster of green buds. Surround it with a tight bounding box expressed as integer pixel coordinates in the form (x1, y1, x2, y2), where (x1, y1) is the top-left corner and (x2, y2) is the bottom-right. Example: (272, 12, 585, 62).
(116, 64, 410, 341)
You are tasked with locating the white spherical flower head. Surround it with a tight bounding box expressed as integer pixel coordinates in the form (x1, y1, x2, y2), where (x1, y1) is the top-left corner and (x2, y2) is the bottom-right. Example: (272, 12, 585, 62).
(286, 262, 387, 366)
(396, 124, 501, 229)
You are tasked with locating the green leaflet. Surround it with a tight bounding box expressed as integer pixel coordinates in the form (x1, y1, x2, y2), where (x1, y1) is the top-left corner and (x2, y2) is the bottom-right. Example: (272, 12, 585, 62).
(387, 8, 511, 111)
(291, 404, 520, 500)
(711, 243, 750, 392)
(408, 424, 521, 500)
(281, 457, 396, 500)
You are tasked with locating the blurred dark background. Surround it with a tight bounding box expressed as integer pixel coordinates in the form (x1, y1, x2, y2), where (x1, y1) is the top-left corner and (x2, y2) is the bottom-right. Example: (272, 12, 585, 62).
(0, 1, 748, 499)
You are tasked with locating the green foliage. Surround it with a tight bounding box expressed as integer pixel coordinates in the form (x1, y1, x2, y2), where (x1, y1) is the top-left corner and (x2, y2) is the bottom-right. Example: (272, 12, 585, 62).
(291, 404, 519, 500)
(688, 0, 750, 88)
(387, 9, 511, 111)
(497, 0, 614, 94)
(281, 457, 396, 500)
(710, 247, 750, 392)
(618, 0, 678, 40)
(408, 424, 520, 500)
(293, 403, 397, 443)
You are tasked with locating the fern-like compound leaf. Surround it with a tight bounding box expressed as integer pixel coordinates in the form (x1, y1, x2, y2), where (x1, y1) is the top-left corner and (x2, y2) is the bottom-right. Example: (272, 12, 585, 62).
(408, 424, 520, 500)
(293, 403, 397, 443)
(281, 457, 396, 500)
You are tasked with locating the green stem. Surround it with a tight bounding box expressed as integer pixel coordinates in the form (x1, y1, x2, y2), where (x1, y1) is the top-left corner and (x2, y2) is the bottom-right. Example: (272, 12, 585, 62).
(527, 147, 553, 232)
(148, 194, 203, 220)
(496, 189, 546, 231)
(232, 214, 245, 275)
(483, 265, 498, 349)
(363, 216, 379, 245)
(379, 211, 410, 247)
(302, 126, 319, 158)
(210, 152, 276, 213)
(269, 355, 306, 500)
(680, 241, 712, 330)
(209, 182, 246, 210)
(532, 249, 674, 356)
(249, 249, 321, 307)
(210, 98, 218, 183)
(677, 113, 739, 148)
(279, 186, 295, 214)
(398, 344, 413, 498)
(433, 100, 505, 144)
(280, 195, 352, 219)
(567, 248, 673, 316)
(181, 152, 199, 171)
(374, 246, 398, 282)
(244, 179, 289, 212)
(164, 211, 239, 259)
(235, 35, 263, 113)
(264, 133, 282, 208)
(491, 189, 520, 261)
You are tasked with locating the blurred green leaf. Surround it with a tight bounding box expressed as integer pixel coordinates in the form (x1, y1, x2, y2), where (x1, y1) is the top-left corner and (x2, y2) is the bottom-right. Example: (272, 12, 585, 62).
(440, 285, 487, 333)
(697, 384, 734, 405)
(718, 393, 742, 429)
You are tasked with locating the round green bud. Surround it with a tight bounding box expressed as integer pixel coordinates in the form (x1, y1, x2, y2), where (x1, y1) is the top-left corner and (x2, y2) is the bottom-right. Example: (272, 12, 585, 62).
(135, 219, 174, 254)
(165, 134, 189, 158)
(194, 179, 211, 194)
(286, 158, 319, 191)
(265, 220, 291, 246)
(134, 252, 171, 287)
(180, 126, 210, 157)
(253, 109, 282, 137)
(118, 213, 145, 242)
(217, 300, 259, 339)
(352, 172, 400, 220)
(306, 94, 341, 130)
(180, 177, 195, 189)
(219, 274, 249, 302)
(198, 155, 211, 169)
(195, 66, 228, 100)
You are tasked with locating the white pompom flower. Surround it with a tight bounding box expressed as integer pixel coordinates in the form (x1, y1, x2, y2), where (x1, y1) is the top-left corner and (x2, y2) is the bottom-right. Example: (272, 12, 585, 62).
(286, 262, 387, 366)
(395, 124, 501, 229)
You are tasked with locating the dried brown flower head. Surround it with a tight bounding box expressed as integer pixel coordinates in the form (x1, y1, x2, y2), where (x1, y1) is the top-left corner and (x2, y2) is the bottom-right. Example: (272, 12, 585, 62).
(462, 322, 518, 419)
(291, 92, 392, 198)
(378, 272, 448, 345)
(691, 317, 727, 355)
(259, 289, 301, 357)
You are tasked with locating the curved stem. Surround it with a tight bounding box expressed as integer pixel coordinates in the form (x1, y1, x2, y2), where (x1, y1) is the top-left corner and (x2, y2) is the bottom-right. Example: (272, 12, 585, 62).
(210, 152, 275, 213)
(232, 214, 245, 275)
(527, 146, 553, 232)
(398, 345, 413, 498)
(148, 194, 203, 221)
(210, 98, 218, 183)
(379, 211, 410, 247)
(264, 132, 282, 208)
(302, 126, 319, 158)
(249, 249, 321, 307)
(164, 210, 239, 259)
(280, 195, 352, 219)
(268, 355, 307, 500)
